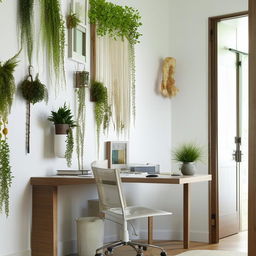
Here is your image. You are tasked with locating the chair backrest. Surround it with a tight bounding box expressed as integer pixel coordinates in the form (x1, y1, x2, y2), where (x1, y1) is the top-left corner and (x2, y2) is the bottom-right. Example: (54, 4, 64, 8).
(91, 161, 127, 214)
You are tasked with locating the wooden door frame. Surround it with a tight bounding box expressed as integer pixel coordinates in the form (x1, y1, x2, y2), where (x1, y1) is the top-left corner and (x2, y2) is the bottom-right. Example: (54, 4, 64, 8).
(248, 1, 256, 254)
(208, 11, 248, 244)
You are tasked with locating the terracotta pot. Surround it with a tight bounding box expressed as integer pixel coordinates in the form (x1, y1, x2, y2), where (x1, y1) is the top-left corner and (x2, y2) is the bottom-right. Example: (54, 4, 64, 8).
(55, 124, 70, 134)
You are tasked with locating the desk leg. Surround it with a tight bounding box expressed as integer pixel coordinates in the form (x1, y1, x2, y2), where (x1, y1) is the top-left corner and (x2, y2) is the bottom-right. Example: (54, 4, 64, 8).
(148, 216, 153, 244)
(31, 185, 58, 256)
(183, 183, 190, 249)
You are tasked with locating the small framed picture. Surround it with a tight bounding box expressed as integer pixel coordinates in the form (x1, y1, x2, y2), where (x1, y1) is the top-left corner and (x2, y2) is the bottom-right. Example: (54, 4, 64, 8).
(68, 0, 87, 64)
(106, 141, 128, 169)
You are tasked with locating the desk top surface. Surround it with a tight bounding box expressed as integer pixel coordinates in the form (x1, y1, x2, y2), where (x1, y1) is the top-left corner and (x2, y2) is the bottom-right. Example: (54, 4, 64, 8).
(30, 174, 212, 186)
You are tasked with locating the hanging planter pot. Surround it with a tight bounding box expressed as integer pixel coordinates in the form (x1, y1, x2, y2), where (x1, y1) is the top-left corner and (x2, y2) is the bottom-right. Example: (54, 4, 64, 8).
(75, 71, 89, 88)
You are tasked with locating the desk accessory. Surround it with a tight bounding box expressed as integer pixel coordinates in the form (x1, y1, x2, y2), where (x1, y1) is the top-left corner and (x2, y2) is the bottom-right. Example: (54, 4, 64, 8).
(129, 164, 160, 174)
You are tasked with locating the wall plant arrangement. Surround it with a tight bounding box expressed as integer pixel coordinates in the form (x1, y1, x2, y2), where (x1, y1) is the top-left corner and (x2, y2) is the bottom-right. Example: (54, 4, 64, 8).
(90, 80, 111, 153)
(48, 104, 76, 167)
(0, 52, 19, 216)
(89, 0, 142, 136)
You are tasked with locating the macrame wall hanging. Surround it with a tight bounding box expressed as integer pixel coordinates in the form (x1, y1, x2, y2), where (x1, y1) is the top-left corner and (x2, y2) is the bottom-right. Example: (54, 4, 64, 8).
(94, 34, 131, 137)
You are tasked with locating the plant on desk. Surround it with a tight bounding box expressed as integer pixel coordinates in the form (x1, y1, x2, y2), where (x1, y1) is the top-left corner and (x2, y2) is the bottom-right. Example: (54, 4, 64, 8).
(173, 143, 202, 176)
(48, 104, 76, 167)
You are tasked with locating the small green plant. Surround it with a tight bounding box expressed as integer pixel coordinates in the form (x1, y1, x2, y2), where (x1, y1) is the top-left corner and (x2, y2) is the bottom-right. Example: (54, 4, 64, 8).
(91, 81, 111, 152)
(173, 143, 202, 163)
(67, 13, 81, 29)
(21, 74, 48, 104)
(48, 104, 76, 127)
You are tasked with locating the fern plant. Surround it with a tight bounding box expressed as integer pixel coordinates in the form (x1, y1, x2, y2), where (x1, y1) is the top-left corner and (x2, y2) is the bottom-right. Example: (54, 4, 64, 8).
(0, 52, 19, 121)
(19, 0, 34, 64)
(67, 13, 80, 29)
(40, 0, 65, 87)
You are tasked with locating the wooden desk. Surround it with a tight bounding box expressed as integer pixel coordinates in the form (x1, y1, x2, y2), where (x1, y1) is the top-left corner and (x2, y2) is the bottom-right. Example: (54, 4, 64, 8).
(30, 174, 211, 256)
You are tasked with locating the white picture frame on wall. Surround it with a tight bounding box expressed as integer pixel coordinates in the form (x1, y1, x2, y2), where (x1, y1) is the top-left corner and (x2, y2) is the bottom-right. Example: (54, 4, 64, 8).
(68, 0, 87, 64)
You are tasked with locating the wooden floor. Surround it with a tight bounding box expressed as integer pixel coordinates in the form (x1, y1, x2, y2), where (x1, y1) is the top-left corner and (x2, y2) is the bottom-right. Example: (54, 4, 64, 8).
(112, 232, 247, 256)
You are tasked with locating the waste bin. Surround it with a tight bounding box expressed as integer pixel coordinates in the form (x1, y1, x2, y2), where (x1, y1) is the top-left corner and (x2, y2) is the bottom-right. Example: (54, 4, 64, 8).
(76, 217, 104, 256)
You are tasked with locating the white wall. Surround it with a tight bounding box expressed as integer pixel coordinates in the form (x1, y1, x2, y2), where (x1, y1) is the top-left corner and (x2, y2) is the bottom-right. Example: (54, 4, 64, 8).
(170, 0, 247, 241)
(0, 0, 173, 255)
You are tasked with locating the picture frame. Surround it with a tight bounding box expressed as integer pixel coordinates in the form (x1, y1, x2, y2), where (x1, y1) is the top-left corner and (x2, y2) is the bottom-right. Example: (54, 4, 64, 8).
(68, 0, 87, 64)
(106, 141, 129, 169)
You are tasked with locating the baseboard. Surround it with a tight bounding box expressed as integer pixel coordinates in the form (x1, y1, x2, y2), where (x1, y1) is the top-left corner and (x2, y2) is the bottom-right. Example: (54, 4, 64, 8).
(139, 229, 209, 243)
(3, 250, 31, 256)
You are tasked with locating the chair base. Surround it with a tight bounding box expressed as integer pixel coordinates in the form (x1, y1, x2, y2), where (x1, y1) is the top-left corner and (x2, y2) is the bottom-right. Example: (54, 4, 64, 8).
(95, 240, 167, 256)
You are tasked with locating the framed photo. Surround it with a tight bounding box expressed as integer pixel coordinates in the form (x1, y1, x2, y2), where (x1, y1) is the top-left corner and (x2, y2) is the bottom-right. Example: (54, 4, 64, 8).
(68, 0, 87, 64)
(106, 141, 128, 169)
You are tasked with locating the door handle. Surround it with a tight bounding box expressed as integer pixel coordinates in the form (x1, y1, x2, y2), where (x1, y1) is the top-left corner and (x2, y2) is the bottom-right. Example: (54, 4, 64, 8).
(233, 150, 242, 162)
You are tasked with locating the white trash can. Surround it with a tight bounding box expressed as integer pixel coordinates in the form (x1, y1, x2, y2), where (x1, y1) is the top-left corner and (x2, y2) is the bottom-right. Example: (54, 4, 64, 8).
(76, 217, 104, 256)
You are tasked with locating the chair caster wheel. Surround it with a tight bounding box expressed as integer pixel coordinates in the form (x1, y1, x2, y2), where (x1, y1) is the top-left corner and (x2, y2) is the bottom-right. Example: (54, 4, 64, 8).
(143, 246, 147, 251)
(160, 251, 167, 256)
(136, 254, 143, 256)
(95, 253, 103, 256)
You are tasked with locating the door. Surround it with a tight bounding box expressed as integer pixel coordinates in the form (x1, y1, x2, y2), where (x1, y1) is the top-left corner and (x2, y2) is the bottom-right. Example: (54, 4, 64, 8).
(217, 18, 248, 238)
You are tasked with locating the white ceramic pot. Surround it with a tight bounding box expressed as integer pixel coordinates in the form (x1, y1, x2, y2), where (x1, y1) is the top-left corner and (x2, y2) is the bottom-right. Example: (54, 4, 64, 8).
(54, 134, 66, 158)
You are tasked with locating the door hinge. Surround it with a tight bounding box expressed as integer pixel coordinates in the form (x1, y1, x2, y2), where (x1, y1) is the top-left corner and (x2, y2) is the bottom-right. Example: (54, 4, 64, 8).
(211, 214, 216, 226)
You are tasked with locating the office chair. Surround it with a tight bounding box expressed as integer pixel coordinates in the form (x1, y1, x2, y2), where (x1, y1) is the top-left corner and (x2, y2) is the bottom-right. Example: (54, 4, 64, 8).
(91, 160, 172, 256)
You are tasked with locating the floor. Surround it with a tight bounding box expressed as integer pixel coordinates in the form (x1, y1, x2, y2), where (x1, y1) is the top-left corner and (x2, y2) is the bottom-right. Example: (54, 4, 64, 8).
(112, 231, 247, 256)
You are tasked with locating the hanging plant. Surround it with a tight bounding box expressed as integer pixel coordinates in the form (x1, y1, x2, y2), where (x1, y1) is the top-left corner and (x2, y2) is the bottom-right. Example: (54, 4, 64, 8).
(91, 81, 111, 153)
(76, 87, 86, 170)
(0, 123, 13, 217)
(48, 104, 76, 167)
(67, 13, 81, 29)
(89, 0, 142, 123)
(20, 71, 48, 153)
(19, 0, 34, 64)
(40, 0, 65, 87)
(21, 74, 48, 104)
(0, 52, 19, 217)
(0, 52, 19, 121)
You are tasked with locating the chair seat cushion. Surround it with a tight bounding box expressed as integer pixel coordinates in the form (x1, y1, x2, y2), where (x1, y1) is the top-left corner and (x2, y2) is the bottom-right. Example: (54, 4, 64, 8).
(105, 206, 172, 220)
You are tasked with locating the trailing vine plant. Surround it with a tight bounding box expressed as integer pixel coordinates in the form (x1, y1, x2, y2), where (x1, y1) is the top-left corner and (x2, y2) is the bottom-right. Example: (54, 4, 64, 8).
(76, 87, 86, 170)
(0, 52, 19, 216)
(19, 0, 34, 64)
(40, 0, 65, 87)
(91, 81, 111, 153)
(89, 0, 142, 121)
(65, 128, 74, 167)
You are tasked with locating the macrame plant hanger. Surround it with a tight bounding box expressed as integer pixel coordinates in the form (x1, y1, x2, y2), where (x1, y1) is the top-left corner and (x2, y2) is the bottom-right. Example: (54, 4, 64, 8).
(25, 65, 33, 154)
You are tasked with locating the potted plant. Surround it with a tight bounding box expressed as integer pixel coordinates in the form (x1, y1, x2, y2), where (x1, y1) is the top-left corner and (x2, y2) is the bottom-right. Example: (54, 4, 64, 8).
(48, 104, 76, 167)
(90, 80, 111, 153)
(173, 143, 202, 176)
